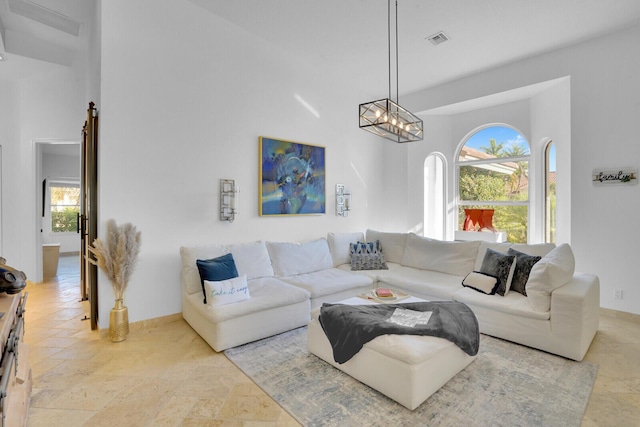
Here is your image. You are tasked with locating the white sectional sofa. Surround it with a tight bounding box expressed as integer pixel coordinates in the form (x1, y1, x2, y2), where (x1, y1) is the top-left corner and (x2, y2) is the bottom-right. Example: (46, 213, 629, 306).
(180, 230, 599, 361)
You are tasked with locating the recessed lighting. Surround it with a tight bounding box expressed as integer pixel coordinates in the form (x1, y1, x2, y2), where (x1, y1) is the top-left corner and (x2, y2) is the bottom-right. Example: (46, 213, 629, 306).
(0, 54, 7, 62)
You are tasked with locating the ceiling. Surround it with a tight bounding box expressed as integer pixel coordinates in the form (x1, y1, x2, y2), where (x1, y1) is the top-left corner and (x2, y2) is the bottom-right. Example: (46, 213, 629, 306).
(0, 0, 93, 79)
(1, 0, 640, 96)
(190, 0, 640, 96)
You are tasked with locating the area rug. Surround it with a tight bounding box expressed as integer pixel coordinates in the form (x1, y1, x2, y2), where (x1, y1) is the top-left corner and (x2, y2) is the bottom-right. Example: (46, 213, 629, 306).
(225, 327, 597, 427)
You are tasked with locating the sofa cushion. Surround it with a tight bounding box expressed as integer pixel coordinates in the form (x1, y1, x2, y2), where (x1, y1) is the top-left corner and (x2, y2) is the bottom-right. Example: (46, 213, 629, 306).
(365, 230, 407, 264)
(180, 244, 229, 295)
(526, 244, 575, 312)
(185, 277, 310, 324)
(350, 240, 388, 271)
(479, 248, 516, 296)
(474, 242, 513, 271)
(511, 243, 556, 257)
(267, 238, 334, 277)
(327, 232, 365, 266)
(453, 287, 550, 321)
(401, 233, 480, 277)
(204, 275, 250, 307)
(279, 268, 373, 299)
(229, 240, 274, 280)
(376, 265, 465, 301)
(507, 248, 541, 296)
(462, 272, 500, 295)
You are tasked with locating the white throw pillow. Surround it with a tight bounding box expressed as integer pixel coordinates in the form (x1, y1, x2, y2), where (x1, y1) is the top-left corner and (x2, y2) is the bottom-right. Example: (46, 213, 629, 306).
(228, 241, 274, 280)
(267, 238, 334, 277)
(401, 233, 480, 277)
(462, 272, 500, 295)
(526, 244, 575, 312)
(204, 275, 250, 307)
(180, 244, 229, 295)
(327, 232, 365, 266)
(365, 229, 407, 264)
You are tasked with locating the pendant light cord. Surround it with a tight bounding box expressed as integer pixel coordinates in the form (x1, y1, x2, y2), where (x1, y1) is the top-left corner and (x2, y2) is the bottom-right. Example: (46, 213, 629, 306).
(387, 0, 400, 104)
(388, 0, 391, 101)
(395, 0, 399, 104)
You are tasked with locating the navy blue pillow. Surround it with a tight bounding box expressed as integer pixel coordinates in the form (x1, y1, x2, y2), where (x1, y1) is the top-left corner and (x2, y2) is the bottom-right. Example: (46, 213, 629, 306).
(196, 253, 239, 304)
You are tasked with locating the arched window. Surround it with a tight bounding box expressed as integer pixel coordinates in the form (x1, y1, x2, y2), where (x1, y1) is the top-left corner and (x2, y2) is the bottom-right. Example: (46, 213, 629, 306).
(545, 141, 556, 243)
(456, 125, 530, 243)
(424, 153, 446, 240)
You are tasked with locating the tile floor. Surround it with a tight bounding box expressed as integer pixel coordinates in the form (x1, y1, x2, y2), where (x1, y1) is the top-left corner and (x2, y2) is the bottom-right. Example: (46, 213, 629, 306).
(21, 255, 640, 426)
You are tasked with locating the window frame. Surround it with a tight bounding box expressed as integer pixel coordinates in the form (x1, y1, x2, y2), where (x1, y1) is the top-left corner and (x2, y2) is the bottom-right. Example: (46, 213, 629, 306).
(544, 140, 556, 243)
(49, 181, 80, 234)
(455, 124, 531, 242)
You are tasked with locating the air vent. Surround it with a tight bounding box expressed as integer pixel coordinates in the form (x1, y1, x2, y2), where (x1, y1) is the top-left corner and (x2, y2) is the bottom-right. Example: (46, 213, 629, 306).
(427, 31, 449, 46)
(8, 0, 81, 36)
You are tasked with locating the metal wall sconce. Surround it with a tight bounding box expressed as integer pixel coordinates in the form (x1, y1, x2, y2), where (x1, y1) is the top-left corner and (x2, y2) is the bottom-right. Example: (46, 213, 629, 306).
(220, 179, 239, 222)
(336, 184, 351, 217)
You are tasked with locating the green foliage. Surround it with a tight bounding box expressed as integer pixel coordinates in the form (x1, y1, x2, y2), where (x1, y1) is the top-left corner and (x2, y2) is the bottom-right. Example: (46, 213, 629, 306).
(51, 208, 79, 233)
(459, 171, 505, 201)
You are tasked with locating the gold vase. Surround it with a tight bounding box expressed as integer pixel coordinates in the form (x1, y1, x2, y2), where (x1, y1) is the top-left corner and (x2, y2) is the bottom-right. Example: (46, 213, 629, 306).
(109, 298, 129, 342)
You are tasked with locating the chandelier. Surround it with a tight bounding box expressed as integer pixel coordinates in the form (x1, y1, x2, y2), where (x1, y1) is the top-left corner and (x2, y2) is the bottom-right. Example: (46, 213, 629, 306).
(359, 0, 423, 143)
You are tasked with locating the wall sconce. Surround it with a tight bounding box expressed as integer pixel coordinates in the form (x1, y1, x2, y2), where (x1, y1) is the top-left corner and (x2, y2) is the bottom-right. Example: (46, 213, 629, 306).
(336, 184, 351, 217)
(220, 179, 239, 222)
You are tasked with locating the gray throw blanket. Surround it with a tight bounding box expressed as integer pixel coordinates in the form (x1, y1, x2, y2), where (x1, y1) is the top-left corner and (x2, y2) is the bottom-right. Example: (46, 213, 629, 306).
(318, 301, 479, 364)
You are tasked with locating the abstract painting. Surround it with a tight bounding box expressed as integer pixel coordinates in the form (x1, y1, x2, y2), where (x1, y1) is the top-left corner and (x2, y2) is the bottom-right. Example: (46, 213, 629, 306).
(259, 136, 325, 215)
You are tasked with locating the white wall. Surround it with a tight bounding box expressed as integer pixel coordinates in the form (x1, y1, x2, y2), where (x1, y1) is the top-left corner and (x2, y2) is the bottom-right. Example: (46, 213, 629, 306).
(23, 68, 86, 281)
(530, 78, 571, 244)
(0, 80, 22, 263)
(0, 59, 87, 281)
(98, 0, 393, 328)
(403, 23, 640, 315)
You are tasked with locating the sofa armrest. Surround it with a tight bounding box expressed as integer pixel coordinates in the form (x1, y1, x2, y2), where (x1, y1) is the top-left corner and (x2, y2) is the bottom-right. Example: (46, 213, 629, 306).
(550, 273, 600, 359)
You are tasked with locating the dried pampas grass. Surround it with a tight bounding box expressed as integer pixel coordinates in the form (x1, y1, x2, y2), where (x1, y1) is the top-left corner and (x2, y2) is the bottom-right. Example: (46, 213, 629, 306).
(88, 219, 141, 300)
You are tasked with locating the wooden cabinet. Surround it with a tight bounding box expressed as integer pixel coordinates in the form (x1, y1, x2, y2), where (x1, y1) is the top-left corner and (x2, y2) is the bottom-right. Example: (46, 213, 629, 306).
(0, 293, 31, 427)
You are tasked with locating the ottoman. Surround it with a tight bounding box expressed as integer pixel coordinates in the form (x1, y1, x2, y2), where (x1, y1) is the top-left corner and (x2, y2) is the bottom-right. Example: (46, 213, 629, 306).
(307, 297, 478, 410)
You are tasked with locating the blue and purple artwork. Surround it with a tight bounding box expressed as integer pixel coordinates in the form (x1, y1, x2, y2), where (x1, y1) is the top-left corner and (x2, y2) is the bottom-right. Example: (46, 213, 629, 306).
(259, 137, 325, 215)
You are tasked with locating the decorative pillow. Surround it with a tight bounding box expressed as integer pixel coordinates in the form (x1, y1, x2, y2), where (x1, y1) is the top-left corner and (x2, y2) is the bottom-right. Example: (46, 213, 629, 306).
(474, 242, 513, 271)
(203, 275, 250, 307)
(196, 253, 239, 303)
(462, 271, 500, 295)
(267, 239, 334, 277)
(507, 248, 542, 296)
(479, 248, 516, 296)
(526, 244, 575, 312)
(327, 232, 365, 266)
(350, 240, 388, 270)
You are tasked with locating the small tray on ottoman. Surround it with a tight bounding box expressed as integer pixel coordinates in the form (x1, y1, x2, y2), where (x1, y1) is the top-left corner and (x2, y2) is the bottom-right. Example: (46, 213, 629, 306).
(307, 297, 478, 410)
(356, 288, 410, 303)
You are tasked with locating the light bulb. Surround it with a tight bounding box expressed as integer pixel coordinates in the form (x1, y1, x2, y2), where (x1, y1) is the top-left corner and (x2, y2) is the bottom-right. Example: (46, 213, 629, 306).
(375, 110, 381, 118)
(392, 118, 397, 126)
(383, 115, 388, 122)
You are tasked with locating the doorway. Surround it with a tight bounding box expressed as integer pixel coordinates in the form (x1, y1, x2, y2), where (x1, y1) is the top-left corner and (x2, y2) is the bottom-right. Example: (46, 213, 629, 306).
(36, 141, 82, 284)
